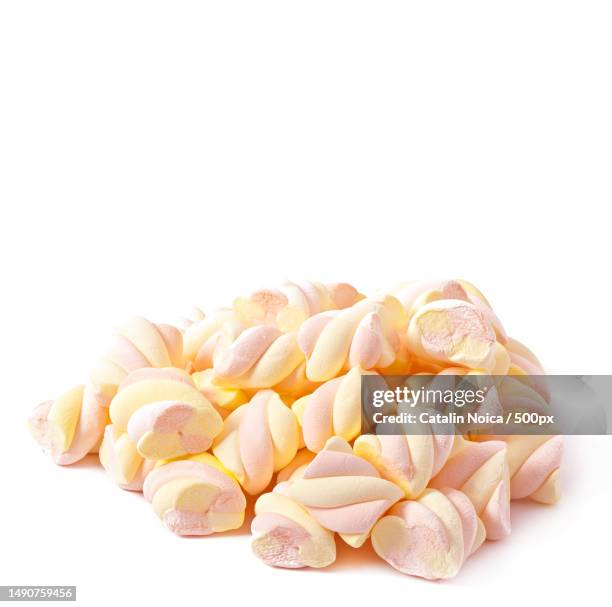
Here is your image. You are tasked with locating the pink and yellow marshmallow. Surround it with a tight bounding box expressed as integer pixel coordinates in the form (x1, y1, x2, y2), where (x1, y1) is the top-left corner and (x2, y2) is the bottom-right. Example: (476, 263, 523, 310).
(143, 453, 246, 536)
(251, 481, 337, 569)
(287, 437, 403, 547)
(109, 367, 223, 460)
(98, 425, 155, 491)
(29, 384, 109, 466)
(212, 390, 300, 495)
(213, 322, 304, 390)
(89, 316, 184, 408)
(182, 309, 236, 372)
(406, 299, 499, 371)
(291, 366, 377, 452)
(472, 435, 562, 504)
(234, 280, 363, 331)
(353, 433, 455, 500)
(429, 436, 511, 540)
(298, 295, 407, 383)
(371, 488, 485, 580)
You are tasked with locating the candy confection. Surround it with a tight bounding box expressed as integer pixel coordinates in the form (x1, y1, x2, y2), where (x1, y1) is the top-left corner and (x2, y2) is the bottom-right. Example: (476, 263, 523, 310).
(371, 488, 485, 579)
(292, 366, 376, 452)
(251, 482, 336, 569)
(298, 295, 406, 382)
(213, 323, 304, 390)
(90, 317, 184, 406)
(29, 278, 564, 581)
(143, 453, 246, 536)
(99, 425, 155, 491)
(429, 436, 511, 540)
(29, 384, 109, 465)
(287, 437, 403, 547)
(473, 434, 562, 504)
(110, 367, 223, 459)
(234, 280, 363, 331)
(353, 433, 454, 500)
(212, 390, 300, 495)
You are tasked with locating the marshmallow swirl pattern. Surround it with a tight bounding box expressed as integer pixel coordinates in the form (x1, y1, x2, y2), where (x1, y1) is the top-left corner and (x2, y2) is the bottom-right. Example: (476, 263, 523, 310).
(391, 279, 507, 344)
(28, 277, 564, 580)
(251, 482, 337, 569)
(474, 435, 562, 504)
(143, 453, 246, 536)
(287, 437, 403, 547)
(372, 488, 485, 580)
(109, 368, 223, 459)
(99, 425, 155, 491)
(213, 324, 304, 390)
(90, 317, 184, 407)
(429, 436, 511, 540)
(234, 280, 363, 331)
(292, 366, 374, 452)
(354, 433, 454, 500)
(182, 309, 236, 372)
(298, 295, 406, 382)
(212, 390, 300, 495)
(407, 299, 497, 370)
(29, 384, 109, 466)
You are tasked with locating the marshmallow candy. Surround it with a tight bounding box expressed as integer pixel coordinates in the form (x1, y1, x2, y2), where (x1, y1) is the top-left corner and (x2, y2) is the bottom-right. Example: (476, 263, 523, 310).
(429, 436, 511, 540)
(391, 279, 507, 344)
(252, 482, 336, 569)
(213, 323, 304, 390)
(99, 425, 155, 491)
(109, 368, 223, 460)
(353, 433, 454, 500)
(212, 390, 300, 495)
(89, 317, 184, 407)
(407, 299, 497, 371)
(143, 453, 246, 536)
(182, 309, 236, 372)
(371, 488, 485, 580)
(298, 295, 407, 383)
(292, 366, 377, 452)
(287, 437, 403, 547)
(474, 435, 562, 504)
(29, 384, 109, 465)
(234, 280, 363, 331)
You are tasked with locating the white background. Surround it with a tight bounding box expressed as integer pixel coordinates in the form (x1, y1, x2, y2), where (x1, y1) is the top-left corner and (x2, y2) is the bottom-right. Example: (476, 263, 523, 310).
(1, 1, 611, 605)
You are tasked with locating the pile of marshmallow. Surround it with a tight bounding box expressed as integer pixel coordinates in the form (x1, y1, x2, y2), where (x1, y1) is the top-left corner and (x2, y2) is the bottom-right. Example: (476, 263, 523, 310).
(29, 280, 562, 580)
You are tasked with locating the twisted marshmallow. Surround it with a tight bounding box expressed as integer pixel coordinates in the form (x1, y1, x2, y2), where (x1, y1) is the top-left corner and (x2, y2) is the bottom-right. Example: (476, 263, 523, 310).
(474, 435, 562, 504)
(212, 390, 300, 495)
(182, 309, 236, 372)
(391, 279, 507, 343)
(143, 453, 246, 536)
(213, 323, 304, 390)
(407, 299, 498, 371)
(29, 384, 109, 465)
(371, 488, 485, 580)
(429, 436, 511, 540)
(109, 367, 223, 460)
(353, 433, 454, 500)
(298, 295, 406, 382)
(287, 437, 403, 547)
(234, 280, 363, 331)
(89, 316, 183, 407)
(252, 482, 336, 569)
(292, 366, 375, 452)
(99, 425, 155, 491)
